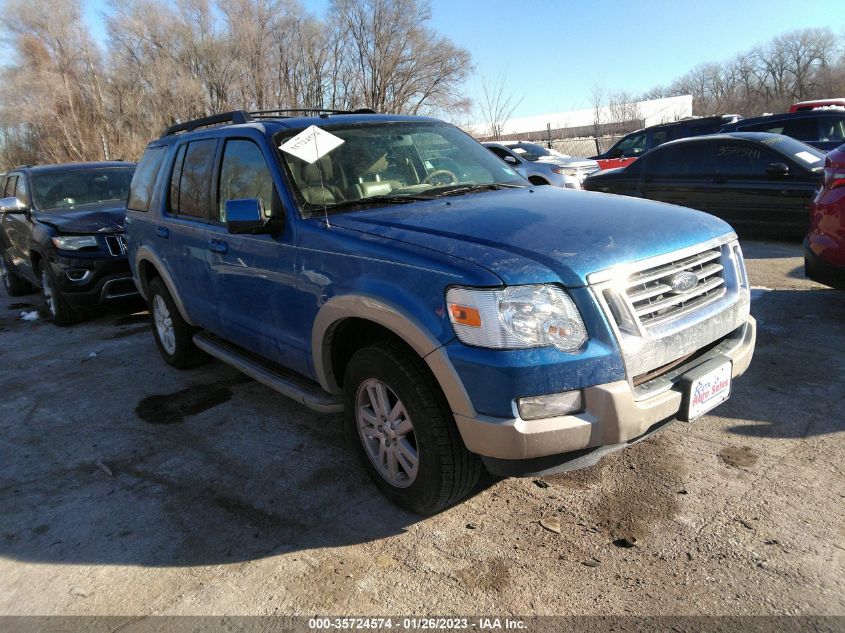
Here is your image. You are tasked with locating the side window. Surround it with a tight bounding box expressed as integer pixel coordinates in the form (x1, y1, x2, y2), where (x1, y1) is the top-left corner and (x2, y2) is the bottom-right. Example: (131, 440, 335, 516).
(128, 146, 167, 212)
(169, 144, 187, 213)
(4, 175, 18, 198)
(14, 176, 30, 207)
(488, 147, 511, 160)
(646, 144, 714, 178)
(716, 142, 779, 177)
(818, 116, 845, 142)
(169, 139, 216, 219)
(780, 117, 817, 142)
(650, 130, 668, 147)
(217, 139, 276, 222)
(743, 121, 785, 134)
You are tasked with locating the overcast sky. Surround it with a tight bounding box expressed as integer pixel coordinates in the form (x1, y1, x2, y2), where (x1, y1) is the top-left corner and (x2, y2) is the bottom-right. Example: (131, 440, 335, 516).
(81, 0, 843, 118)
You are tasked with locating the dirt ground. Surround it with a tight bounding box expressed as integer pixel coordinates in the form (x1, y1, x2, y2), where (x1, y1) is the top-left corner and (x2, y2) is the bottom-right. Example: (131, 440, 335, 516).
(0, 240, 843, 617)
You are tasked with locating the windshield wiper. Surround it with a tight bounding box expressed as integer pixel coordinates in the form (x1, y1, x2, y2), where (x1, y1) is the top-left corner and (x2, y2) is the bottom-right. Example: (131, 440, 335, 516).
(429, 183, 525, 197)
(309, 193, 436, 214)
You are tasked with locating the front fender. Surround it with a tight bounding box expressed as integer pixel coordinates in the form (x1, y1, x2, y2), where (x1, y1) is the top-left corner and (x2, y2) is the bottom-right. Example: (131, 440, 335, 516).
(311, 293, 476, 418)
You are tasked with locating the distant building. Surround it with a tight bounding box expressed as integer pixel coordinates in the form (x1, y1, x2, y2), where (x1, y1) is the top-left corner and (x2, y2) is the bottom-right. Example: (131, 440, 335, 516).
(468, 95, 693, 142)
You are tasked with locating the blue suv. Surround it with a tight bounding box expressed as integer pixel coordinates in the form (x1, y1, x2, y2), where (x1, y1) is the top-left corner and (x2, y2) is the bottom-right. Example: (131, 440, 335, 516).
(126, 110, 756, 514)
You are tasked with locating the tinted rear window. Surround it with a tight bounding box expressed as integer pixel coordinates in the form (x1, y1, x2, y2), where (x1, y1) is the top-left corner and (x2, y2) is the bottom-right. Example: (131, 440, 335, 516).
(128, 146, 167, 212)
(169, 139, 216, 218)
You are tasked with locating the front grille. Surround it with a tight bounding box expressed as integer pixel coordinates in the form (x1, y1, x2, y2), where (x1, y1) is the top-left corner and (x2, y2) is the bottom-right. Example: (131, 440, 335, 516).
(105, 234, 127, 257)
(622, 248, 726, 329)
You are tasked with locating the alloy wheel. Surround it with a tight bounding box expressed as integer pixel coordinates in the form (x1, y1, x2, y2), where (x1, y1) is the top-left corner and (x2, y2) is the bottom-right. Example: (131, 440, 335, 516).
(355, 378, 419, 488)
(40, 268, 56, 316)
(153, 294, 177, 355)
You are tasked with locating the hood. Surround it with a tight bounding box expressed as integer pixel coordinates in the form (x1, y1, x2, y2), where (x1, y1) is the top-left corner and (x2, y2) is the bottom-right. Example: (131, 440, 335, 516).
(533, 156, 598, 169)
(329, 187, 734, 287)
(35, 202, 126, 234)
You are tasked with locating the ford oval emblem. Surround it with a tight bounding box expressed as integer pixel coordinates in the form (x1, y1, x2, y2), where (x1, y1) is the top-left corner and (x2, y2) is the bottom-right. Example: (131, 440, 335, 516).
(669, 271, 698, 293)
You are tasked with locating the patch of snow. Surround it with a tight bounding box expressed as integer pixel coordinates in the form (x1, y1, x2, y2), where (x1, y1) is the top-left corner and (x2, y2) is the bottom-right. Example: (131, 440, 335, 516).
(20, 311, 40, 321)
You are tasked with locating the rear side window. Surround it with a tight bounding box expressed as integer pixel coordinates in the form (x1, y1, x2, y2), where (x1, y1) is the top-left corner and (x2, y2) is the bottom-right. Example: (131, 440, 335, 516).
(743, 117, 816, 141)
(217, 139, 275, 222)
(169, 139, 216, 218)
(128, 146, 167, 212)
(646, 144, 715, 177)
(715, 142, 780, 176)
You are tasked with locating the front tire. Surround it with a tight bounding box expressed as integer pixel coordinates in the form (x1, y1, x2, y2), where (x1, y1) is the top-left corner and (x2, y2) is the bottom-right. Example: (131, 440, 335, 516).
(0, 252, 34, 297)
(344, 342, 481, 515)
(38, 262, 82, 326)
(148, 277, 206, 368)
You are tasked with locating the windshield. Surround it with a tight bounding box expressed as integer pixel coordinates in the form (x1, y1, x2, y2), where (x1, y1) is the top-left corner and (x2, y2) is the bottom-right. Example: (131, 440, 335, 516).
(611, 132, 647, 155)
(32, 167, 135, 211)
(761, 135, 826, 168)
(275, 121, 525, 215)
(508, 143, 559, 161)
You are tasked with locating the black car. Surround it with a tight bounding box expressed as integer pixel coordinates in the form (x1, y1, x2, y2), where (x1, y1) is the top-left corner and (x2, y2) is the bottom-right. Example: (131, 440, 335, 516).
(591, 114, 743, 167)
(719, 109, 845, 152)
(0, 161, 139, 324)
(583, 132, 825, 239)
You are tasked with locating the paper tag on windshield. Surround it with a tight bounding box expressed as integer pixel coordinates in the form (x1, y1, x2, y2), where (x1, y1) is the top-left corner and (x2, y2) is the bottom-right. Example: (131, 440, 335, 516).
(279, 125, 344, 164)
(795, 150, 821, 164)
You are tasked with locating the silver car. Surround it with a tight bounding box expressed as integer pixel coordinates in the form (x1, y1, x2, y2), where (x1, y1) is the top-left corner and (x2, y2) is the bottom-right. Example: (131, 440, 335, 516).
(483, 141, 600, 189)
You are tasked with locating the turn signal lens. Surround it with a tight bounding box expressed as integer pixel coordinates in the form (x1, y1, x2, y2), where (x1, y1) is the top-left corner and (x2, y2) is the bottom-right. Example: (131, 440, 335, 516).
(448, 304, 482, 327)
(824, 170, 845, 190)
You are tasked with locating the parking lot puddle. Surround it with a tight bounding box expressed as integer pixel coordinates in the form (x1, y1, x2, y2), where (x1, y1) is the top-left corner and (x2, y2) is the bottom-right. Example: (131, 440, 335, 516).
(134, 380, 238, 425)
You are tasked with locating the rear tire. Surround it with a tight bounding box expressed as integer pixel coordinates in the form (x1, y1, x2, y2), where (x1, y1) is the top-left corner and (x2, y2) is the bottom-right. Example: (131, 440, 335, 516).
(148, 277, 207, 368)
(343, 342, 481, 515)
(0, 252, 34, 297)
(38, 262, 82, 326)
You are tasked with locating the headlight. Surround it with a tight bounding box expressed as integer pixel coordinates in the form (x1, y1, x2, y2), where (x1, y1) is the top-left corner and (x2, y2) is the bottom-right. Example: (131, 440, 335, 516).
(51, 235, 99, 251)
(446, 285, 588, 351)
(551, 167, 579, 176)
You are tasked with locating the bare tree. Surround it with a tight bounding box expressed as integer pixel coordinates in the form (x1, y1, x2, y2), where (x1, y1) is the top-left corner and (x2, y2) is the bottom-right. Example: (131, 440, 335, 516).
(330, 0, 472, 115)
(642, 27, 845, 117)
(477, 72, 522, 140)
(0, 0, 475, 168)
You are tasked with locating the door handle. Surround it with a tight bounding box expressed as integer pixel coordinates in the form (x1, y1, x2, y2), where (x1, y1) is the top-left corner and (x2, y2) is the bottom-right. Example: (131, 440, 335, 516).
(207, 238, 228, 254)
(155, 226, 169, 238)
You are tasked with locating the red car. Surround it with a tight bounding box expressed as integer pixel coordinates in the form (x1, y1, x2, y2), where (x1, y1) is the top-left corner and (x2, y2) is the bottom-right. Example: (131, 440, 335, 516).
(805, 143, 845, 289)
(790, 98, 845, 112)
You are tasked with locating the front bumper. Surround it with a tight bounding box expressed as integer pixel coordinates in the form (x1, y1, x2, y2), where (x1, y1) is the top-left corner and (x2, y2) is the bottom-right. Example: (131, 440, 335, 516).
(48, 252, 139, 308)
(454, 317, 755, 474)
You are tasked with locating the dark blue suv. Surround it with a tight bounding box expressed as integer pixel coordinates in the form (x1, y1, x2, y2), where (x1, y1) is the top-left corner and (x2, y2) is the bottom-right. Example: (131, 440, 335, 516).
(127, 110, 756, 514)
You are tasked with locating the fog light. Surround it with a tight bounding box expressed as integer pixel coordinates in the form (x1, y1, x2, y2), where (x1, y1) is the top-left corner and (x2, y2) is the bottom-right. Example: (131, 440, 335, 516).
(66, 269, 94, 283)
(517, 390, 583, 420)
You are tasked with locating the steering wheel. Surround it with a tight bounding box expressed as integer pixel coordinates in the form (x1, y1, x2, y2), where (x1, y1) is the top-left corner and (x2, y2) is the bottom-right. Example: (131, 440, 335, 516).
(424, 169, 458, 186)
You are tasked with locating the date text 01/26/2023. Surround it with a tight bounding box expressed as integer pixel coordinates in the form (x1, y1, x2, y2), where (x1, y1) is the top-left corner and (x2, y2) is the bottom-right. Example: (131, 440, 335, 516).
(307, 617, 527, 630)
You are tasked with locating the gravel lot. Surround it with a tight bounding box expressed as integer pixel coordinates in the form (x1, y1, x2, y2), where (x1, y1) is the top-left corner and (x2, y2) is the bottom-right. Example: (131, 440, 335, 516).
(0, 240, 843, 617)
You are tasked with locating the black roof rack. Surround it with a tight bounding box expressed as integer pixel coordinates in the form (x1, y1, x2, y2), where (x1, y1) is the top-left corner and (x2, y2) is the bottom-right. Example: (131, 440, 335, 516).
(249, 108, 377, 119)
(163, 111, 251, 137)
(162, 108, 379, 136)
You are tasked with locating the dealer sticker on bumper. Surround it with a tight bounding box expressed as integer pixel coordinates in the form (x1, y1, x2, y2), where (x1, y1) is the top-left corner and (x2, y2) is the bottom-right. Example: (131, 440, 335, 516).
(686, 360, 732, 420)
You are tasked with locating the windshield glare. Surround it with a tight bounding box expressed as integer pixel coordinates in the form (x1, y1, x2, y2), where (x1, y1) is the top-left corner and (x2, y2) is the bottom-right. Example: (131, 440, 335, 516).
(32, 168, 135, 211)
(275, 121, 526, 214)
(761, 135, 826, 166)
(509, 143, 557, 161)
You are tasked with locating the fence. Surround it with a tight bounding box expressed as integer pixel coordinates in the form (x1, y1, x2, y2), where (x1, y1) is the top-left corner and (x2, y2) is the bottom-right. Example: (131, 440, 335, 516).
(550, 135, 625, 158)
